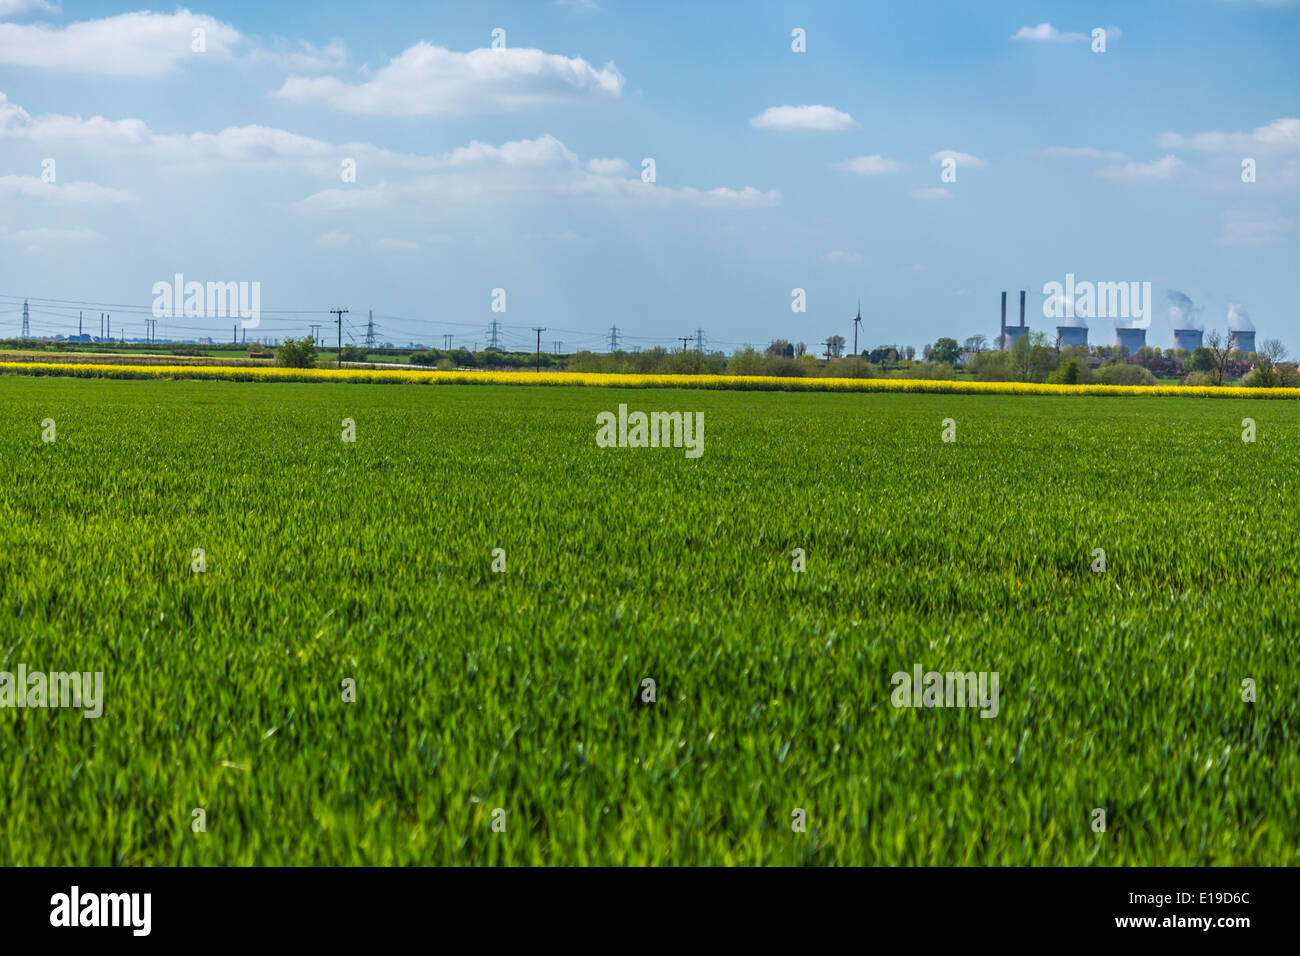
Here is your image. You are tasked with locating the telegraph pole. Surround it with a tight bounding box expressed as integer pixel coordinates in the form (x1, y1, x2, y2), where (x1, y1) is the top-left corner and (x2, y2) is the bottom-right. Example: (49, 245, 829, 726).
(330, 308, 349, 367)
(532, 327, 546, 372)
(677, 336, 691, 352)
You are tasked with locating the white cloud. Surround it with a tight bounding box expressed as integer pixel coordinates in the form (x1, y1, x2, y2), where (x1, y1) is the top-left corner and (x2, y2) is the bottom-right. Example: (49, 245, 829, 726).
(298, 134, 779, 211)
(0, 173, 131, 203)
(270, 41, 623, 117)
(585, 157, 631, 176)
(248, 38, 347, 73)
(1217, 211, 1296, 246)
(0, 92, 434, 174)
(750, 105, 856, 132)
(1011, 23, 1085, 43)
(556, 0, 600, 11)
(1095, 154, 1182, 181)
(315, 230, 352, 246)
(909, 187, 952, 200)
(824, 250, 864, 264)
(834, 155, 902, 175)
(0, 9, 241, 75)
(1042, 146, 1127, 161)
(930, 149, 987, 168)
(0, 0, 60, 16)
(377, 237, 418, 251)
(1159, 117, 1300, 153)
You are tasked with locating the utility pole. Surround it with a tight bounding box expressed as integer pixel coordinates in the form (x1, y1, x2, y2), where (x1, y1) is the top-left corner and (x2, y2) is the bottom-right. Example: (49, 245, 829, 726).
(823, 339, 833, 361)
(488, 320, 502, 351)
(365, 310, 376, 350)
(330, 308, 349, 368)
(853, 300, 862, 355)
(677, 336, 691, 352)
(695, 328, 705, 352)
(532, 327, 546, 372)
(608, 325, 620, 352)
(309, 324, 321, 346)
(21, 299, 29, 338)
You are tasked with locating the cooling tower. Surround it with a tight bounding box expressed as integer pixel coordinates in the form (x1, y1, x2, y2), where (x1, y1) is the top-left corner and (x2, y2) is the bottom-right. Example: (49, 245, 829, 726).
(1115, 327, 1146, 353)
(1229, 330, 1256, 355)
(1056, 326, 1088, 349)
(1172, 328, 1203, 353)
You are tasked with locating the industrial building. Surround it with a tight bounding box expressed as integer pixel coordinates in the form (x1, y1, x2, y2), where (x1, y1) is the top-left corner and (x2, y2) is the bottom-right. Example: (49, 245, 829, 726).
(999, 291, 1028, 350)
(1230, 330, 1256, 355)
(1172, 329, 1203, 353)
(1056, 325, 1088, 349)
(1115, 327, 1146, 353)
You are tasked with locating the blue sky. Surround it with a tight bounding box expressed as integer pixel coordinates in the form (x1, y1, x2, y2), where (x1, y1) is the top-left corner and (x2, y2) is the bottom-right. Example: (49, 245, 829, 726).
(1, 0, 1297, 352)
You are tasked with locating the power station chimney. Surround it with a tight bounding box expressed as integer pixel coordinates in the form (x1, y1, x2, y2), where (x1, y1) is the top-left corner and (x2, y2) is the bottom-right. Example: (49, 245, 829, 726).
(1000, 291, 1007, 350)
(1019, 290, 1026, 328)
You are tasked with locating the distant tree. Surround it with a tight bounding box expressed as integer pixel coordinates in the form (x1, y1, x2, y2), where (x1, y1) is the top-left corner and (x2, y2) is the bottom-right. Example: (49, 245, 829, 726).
(1187, 347, 1213, 373)
(904, 345, 916, 361)
(826, 334, 846, 358)
(1047, 359, 1082, 385)
(1095, 363, 1156, 386)
(1262, 338, 1288, 366)
(275, 336, 318, 368)
(963, 334, 988, 354)
(1204, 330, 1234, 385)
(767, 339, 795, 358)
(929, 337, 961, 365)
(794, 341, 807, 357)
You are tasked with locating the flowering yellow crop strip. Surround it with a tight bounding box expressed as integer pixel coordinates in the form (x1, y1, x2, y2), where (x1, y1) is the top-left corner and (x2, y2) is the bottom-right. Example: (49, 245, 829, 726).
(1, 360, 1296, 398)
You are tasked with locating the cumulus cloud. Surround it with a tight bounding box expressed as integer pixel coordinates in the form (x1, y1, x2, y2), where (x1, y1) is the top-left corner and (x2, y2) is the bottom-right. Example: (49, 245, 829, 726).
(270, 41, 623, 116)
(585, 157, 631, 176)
(0, 9, 241, 75)
(930, 149, 986, 168)
(315, 230, 352, 246)
(1159, 117, 1300, 153)
(1095, 154, 1182, 181)
(298, 134, 779, 211)
(0, 0, 61, 16)
(1042, 146, 1127, 161)
(0, 173, 131, 204)
(909, 187, 952, 200)
(1011, 23, 1085, 42)
(834, 155, 902, 175)
(749, 105, 856, 132)
(0, 92, 433, 174)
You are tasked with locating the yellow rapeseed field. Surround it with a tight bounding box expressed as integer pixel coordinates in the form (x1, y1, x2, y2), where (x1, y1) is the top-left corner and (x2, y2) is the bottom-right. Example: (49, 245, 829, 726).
(0, 359, 1294, 398)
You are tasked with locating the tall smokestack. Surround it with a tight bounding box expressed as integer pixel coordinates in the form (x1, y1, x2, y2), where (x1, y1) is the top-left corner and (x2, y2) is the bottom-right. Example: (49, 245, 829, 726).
(1000, 291, 1007, 349)
(1019, 290, 1026, 328)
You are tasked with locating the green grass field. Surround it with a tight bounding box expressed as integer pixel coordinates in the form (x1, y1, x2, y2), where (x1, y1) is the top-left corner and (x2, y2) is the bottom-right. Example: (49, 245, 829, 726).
(1, 376, 1296, 865)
